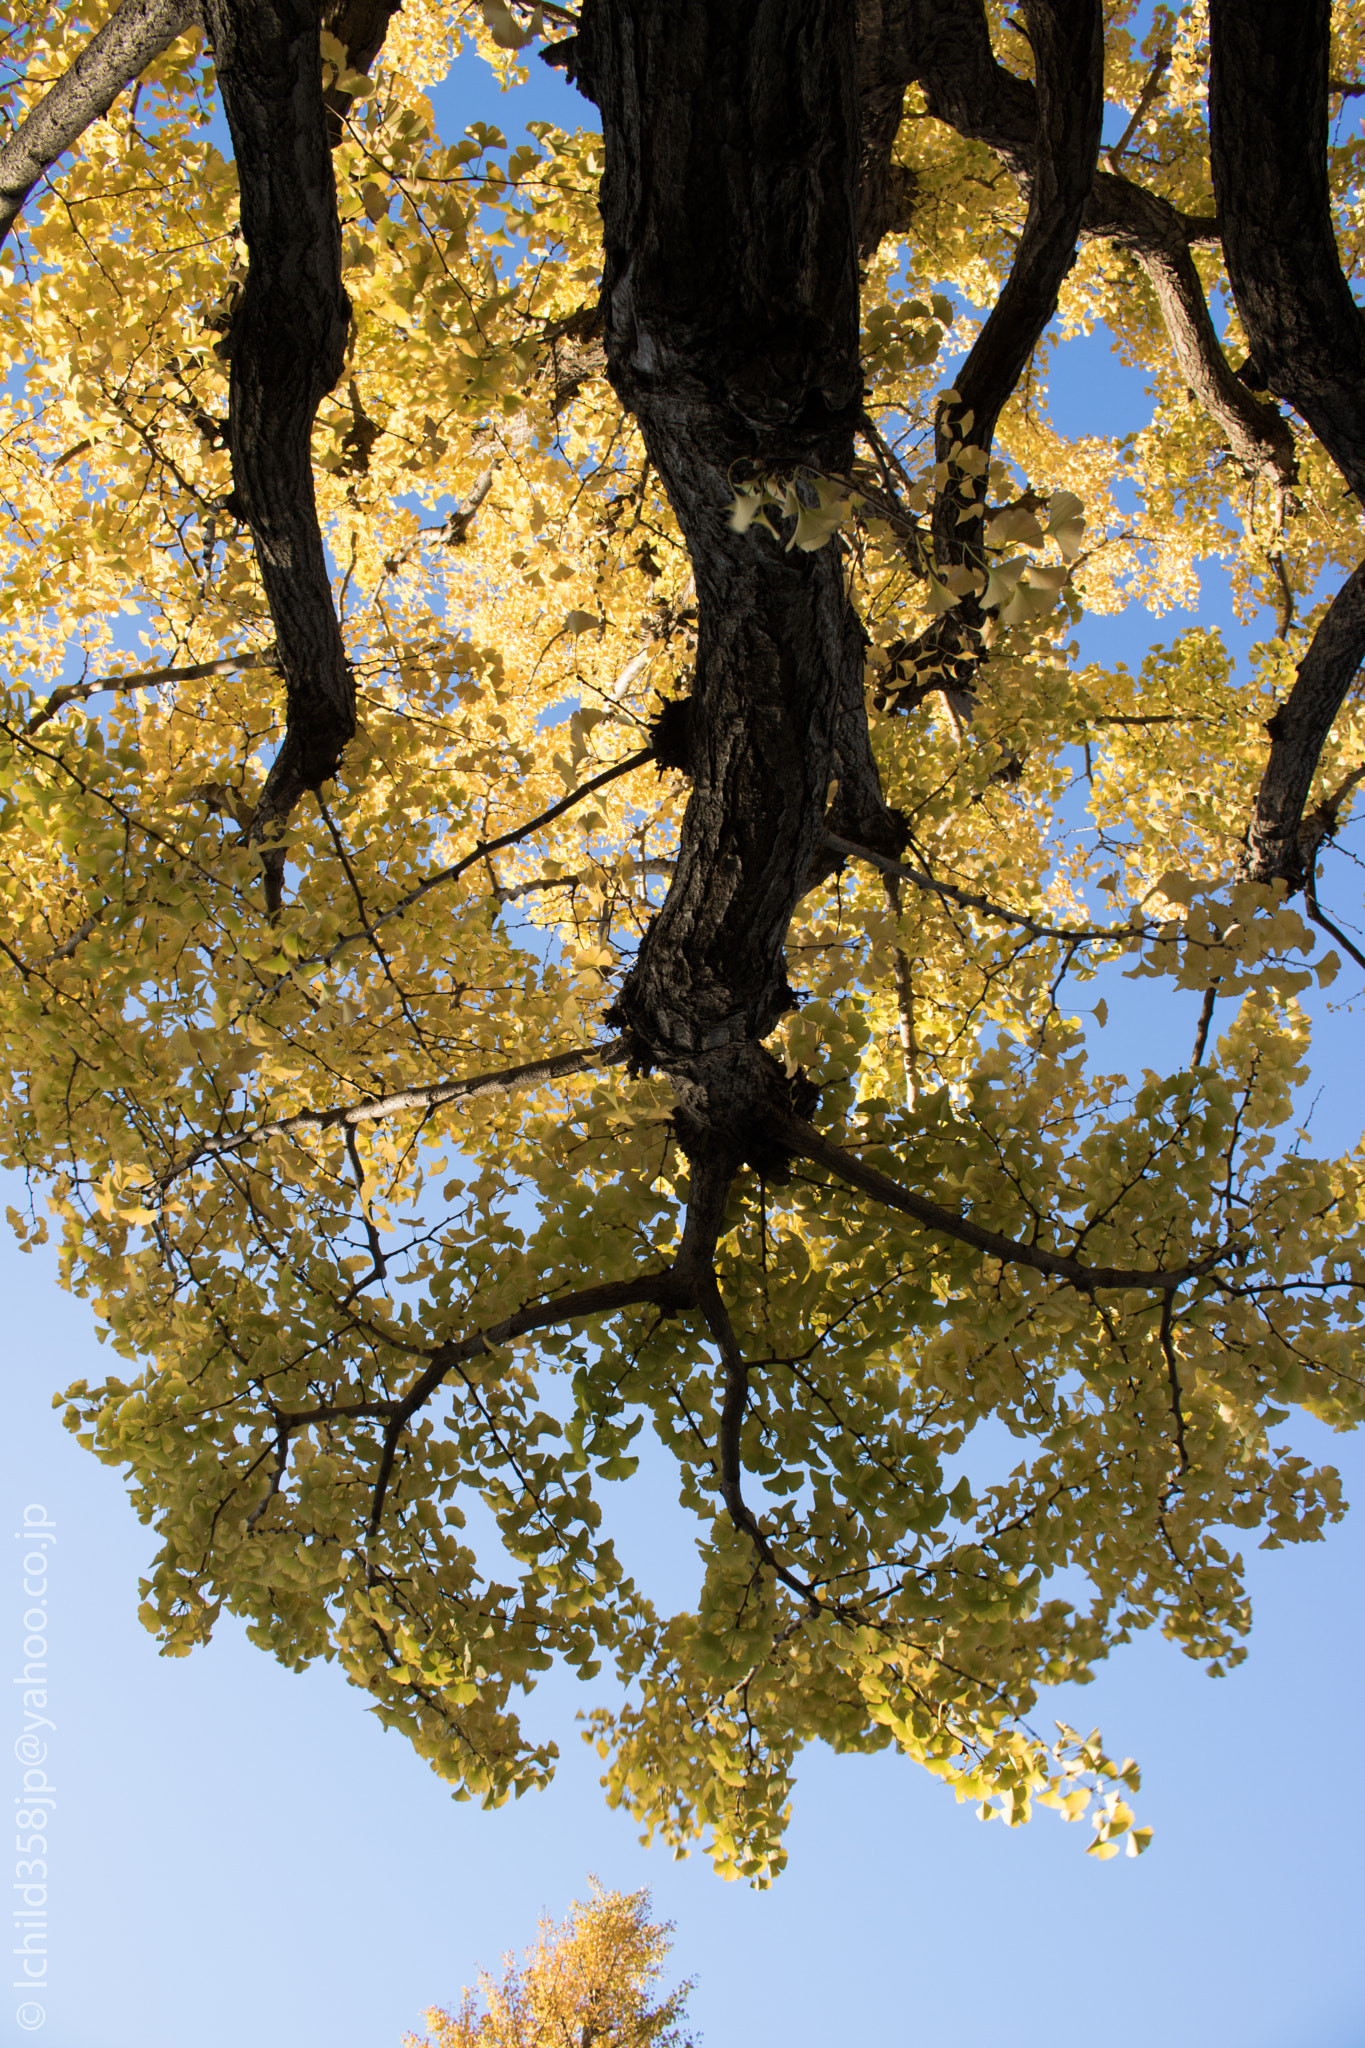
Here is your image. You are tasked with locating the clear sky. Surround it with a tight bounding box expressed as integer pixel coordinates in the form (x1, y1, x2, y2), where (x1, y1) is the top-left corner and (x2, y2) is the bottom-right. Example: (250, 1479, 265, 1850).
(5, 1209, 1364, 2048)
(3, 31, 1364, 2048)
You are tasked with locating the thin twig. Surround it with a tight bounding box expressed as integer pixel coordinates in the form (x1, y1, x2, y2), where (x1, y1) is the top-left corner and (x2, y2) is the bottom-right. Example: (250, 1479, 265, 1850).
(363, 1270, 685, 1543)
(820, 829, 1130, 943)
(494, 856, 673, 907)
(1106, 48, 1171, 172)
(309, 748, 653, 968)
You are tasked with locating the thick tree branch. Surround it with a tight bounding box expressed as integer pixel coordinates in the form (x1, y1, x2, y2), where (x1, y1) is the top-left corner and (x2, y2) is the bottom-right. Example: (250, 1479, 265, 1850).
(586, 0, 872, 1077)
(861, 0, 1292, 494)
(0, 0, 198, 247)
(702, 1274, 823, 1611)
(1209, 0, 1365, 504)
(365, 1271, 690, 1539)
(1128, 226, 1296, 486)
(26, 645, 277, 734)
(1204, 2, 1365, 891)
(856, 0, 921, 257)
(937, 0, 1103, 490)
(202, 0, 353, 898)
(672, 1144, 739, 1296)
(321, 0, 402, 138)
(156, 1037, 630, 1188)
(887, 0, 1104, 707)
(775, 1111, 1211, 1293)
(872, 0, 1217, 245)
(1244, 558, 1365, 886)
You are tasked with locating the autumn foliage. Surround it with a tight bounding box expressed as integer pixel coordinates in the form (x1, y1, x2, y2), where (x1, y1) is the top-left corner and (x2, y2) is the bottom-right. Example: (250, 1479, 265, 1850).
(0, 0, 1362, 1884)
(406, 1883, 693, 2048)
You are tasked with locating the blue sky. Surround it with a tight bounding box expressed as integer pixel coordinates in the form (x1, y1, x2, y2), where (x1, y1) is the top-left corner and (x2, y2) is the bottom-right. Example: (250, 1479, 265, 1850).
(2, 29, 1364, 2048)
(5, 1215, 1363, 2048)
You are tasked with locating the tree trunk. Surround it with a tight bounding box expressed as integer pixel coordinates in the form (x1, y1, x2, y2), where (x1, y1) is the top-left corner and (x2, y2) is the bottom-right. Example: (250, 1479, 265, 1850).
(575, 0, 873, 1154)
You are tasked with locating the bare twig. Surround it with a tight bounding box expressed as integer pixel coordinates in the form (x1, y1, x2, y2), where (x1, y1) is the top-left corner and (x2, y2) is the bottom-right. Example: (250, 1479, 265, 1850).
(820, 829, 1129, 943)
(494, 856, 673, 907)
(1304, 869, 1365, 974)
(311, 748, 654, 966)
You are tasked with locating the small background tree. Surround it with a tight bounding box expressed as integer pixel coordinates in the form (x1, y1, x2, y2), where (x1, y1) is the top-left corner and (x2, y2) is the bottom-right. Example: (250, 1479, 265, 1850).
(407, 1882, 695, 2048)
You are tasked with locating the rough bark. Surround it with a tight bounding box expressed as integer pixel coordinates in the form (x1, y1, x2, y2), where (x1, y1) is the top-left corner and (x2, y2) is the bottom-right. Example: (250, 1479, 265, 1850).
(1126, 216, 1296, 487)
(1244, 562, 1365, 888)
(577, 0, 891, 1152)
(202, 0, 354, 879)
(0, 0, 198, 247)
(1209, 0, 1365, 503)
(1209, 0, 1365, 885)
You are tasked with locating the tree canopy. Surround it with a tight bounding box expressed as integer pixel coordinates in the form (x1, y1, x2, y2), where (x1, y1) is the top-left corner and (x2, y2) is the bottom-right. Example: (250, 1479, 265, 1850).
(0, 0, 1362, 1883)
(406, 1881, 694, 2048)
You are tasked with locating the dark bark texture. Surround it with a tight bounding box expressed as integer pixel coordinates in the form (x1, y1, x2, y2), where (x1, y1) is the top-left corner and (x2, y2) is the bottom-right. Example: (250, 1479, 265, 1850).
(1209, 0, 1365, 887)
(1245, 561, 1365, 887)
(1130, 224, 1296, 485)
(1209, 0, 1365, 502)
(578, 0, 899, 1150)
(202, 0, 354, 863)
(856, 0, 921, 257)
(0, 0, 198, 246)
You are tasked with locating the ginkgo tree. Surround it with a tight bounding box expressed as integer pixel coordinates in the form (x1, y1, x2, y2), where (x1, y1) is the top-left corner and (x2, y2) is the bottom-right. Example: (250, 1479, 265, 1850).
(0, 0, 1362, 1883)
(406, 1880, 694, 2048)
